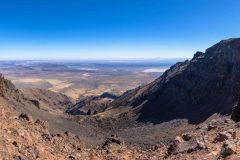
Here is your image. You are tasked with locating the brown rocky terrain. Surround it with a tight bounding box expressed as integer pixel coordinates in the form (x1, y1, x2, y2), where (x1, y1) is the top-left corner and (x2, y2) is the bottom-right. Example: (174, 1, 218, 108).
(0, 74, 110, 147)
(1, 73, 190, 149)
(2, 87, 240, 159)
(0, 97, 89, 160)
(0, 73, 194, 159)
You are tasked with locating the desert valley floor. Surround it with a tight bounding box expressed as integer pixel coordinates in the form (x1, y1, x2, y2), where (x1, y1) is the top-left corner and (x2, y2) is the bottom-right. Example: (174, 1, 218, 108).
(0, 60, 177, 100)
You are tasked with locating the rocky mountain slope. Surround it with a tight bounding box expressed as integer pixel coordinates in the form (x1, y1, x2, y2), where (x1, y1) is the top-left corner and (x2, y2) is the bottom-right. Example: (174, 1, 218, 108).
(0, 96, 89, 159)
(1, 74, 192, 148)
(0, 74, 26, 103)
(112, 38, 240, 124)
(0, 73, 111, 146)
(2, 79, 240, 159)
(22, 88, 73, 114)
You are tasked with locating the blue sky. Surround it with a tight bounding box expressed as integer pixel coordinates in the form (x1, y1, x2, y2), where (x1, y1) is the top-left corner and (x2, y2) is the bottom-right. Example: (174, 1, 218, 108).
(0, 0, 239, 60)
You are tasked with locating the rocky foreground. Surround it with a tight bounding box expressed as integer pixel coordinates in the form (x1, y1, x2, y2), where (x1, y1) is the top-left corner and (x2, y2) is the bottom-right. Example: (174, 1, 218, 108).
(1, 95, 240, 159)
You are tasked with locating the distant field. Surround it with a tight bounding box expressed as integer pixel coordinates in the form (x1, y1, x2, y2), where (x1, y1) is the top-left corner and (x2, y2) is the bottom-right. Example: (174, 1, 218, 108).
(0, 60, 181, 100)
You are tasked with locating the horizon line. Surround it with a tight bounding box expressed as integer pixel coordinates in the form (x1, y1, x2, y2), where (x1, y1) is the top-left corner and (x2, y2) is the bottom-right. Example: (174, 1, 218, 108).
(0, 57, 190, 61)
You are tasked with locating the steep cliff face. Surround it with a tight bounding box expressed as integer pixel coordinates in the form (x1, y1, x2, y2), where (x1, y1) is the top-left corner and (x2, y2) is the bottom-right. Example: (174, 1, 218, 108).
(113, 38, 240, 124)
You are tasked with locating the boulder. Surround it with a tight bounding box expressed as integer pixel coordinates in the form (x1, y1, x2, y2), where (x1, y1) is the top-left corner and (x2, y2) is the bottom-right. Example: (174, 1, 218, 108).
(30, 99, 40, 109)
(102, 135, 123, 149)
(168, 136, 207, 155)
(35, 119, 48, 129)
(19, 113, 33, 122)
(182, 133, 192, 141)
(221, 140, 236, 157)
(214, 131, 232, 142)
(42, 133, 52, 140)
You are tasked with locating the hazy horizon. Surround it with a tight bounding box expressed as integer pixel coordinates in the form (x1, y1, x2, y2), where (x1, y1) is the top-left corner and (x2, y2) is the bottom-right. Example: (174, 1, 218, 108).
(0, 57, 189, 61)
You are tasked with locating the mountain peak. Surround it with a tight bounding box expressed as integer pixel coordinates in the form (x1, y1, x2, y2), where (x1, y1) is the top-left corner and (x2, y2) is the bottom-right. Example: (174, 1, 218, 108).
(205, 38, 240, 56)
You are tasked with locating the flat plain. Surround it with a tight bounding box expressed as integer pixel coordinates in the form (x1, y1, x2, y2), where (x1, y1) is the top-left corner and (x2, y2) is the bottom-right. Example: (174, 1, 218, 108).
(0, 60, 179, 100)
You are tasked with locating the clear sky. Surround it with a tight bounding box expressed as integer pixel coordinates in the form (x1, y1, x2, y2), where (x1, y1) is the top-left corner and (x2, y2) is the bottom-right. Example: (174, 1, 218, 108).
(0, 0, 239, 60)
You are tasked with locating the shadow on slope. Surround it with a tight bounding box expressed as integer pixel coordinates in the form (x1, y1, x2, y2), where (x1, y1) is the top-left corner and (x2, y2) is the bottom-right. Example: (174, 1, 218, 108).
(112, 38, 240, 124)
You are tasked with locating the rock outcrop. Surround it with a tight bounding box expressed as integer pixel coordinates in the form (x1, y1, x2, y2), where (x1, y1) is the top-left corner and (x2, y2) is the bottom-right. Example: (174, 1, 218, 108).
(0, 74, 24, 101)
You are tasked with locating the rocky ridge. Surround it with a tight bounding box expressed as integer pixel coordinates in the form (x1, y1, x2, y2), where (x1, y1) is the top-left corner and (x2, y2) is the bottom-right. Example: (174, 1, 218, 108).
(113, 38, 240, 124)
(66, 92, 118, 115)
